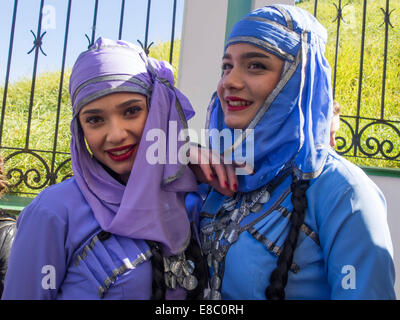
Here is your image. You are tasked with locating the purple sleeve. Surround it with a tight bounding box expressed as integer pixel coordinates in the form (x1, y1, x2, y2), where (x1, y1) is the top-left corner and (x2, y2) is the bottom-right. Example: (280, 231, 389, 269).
(2, 193, 68, 300)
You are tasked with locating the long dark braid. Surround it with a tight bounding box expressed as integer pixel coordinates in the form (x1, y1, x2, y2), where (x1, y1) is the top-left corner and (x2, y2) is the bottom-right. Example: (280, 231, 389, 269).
(147, 228, 208, 300)
(265, 175, 310, 300)
(147, 240, 167, 300)
(185, 226, 208, 300)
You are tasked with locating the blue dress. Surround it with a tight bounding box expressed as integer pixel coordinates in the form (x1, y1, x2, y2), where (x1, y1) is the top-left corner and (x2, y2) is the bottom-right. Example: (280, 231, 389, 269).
(194, 151, 396, 299)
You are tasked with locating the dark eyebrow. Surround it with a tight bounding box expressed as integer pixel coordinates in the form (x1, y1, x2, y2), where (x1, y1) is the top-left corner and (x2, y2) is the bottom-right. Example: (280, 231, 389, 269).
(242, 52, 272, 59)
(116, 98, 144, 109)
(80, 108, 102, 115)
(222, 51, 272, 61)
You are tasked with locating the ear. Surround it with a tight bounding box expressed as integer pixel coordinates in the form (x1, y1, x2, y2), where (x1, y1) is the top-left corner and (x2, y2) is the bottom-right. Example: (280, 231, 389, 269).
(330, 132, 336, 147)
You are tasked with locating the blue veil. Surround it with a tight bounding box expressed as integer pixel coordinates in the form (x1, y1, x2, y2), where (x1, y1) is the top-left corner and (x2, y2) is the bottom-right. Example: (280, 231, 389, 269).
(206, 5, 333, 192)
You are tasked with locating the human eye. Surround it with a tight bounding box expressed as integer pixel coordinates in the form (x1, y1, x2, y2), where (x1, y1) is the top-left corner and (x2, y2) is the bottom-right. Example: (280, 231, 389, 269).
(85, 116, 103, 126)
(221, 62, 233, 73)
(124, 106, 142, 117)
(248, 61, 266, 70)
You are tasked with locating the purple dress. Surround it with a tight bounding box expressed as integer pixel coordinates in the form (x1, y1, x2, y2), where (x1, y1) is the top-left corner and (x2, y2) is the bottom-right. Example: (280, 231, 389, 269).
(2, 177, 159, 299)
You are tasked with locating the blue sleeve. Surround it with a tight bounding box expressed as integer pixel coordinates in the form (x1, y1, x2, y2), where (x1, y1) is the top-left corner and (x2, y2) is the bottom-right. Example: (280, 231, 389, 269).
(2, 193, 68, 300)
(314, 166, 396, 299)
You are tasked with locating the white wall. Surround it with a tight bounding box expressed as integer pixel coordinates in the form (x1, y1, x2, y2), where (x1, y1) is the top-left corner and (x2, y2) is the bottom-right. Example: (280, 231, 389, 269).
(369, 175, 400, 299)
(252, 0, 294, 9)
(177, 0, 229, 144)
(178, 0, 294, 144)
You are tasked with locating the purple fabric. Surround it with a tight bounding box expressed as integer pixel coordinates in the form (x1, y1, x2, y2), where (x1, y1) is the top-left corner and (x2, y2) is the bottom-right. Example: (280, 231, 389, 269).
(69, 38, 198, 256)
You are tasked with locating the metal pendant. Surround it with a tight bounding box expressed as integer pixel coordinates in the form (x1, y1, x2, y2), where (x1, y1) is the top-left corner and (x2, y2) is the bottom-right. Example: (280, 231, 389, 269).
(210, 289, 222, 300)
(165, 273, 177, 289)
(250, 202, 263, 212)
(211, 275, 221, 290)
(213, 247, 225, 262)
(207, 253, 213, 267)
(241, 206, 250, 217)
(223, 198, 236, 211)
(226, 227, 239, 243)
(259, 190, 270, 204)
(170, 260, 183, 277)
(230, 208, 240, 222)
(217, 229, 225, 241)
(250, 191, 260, 202)
(182, 260, 195, 276)
(182, 275, 198, 291)
(201, 223, 214, 235)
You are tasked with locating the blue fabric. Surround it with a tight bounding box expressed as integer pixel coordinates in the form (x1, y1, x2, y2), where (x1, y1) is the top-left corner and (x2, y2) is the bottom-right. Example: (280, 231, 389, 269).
(196, 5, 396, 300)
(1, 178, 185, 300)
(198, 151, 396, 299)
(207, 5, 332, 192)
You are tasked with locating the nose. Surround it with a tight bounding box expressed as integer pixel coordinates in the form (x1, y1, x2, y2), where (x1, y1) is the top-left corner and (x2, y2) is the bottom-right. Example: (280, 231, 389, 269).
(221, 66, 245, 91)
(106, 119, 128, 145)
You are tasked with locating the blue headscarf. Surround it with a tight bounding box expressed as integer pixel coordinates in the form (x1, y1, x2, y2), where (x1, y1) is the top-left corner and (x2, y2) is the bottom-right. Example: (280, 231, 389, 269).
(206, 5, 333, 192)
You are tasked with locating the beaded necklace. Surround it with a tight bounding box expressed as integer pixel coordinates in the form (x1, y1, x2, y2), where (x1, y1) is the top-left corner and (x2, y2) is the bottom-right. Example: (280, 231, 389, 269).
(200, 166, 293, 300)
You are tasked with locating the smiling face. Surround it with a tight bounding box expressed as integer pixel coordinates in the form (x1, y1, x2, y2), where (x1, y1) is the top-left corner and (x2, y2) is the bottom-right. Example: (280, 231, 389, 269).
(217, 43, 284, 129)
(79, 92, 148, 183)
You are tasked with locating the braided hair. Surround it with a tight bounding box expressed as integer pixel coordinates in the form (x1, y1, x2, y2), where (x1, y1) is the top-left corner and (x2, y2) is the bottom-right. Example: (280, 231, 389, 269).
(147, 225, 208, 300)
(147, 240, 167, 300)
(265, 175, 310, 300)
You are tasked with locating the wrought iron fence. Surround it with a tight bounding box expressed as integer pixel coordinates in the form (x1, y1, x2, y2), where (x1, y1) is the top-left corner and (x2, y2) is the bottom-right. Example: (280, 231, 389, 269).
(299, 0, 399, 167)
(0, 0, 180, 196)
(1, 0, 399, 197)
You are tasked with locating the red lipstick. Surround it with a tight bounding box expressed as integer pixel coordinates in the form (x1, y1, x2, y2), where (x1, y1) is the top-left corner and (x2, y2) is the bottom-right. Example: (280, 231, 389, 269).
(106, 144, 136, 162)
(225, 96, 252, 111)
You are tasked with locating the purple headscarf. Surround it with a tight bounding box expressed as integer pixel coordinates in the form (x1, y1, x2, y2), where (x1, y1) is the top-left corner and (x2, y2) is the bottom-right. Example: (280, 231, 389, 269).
(69, 38, 198, 255)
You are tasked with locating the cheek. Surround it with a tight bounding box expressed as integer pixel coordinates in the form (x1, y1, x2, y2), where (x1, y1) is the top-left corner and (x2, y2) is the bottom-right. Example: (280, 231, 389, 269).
(133, 114, 148, 140)
(255, 79, 277, 101)
(217, 80, 225, 101)
(82, 130, 103, 155)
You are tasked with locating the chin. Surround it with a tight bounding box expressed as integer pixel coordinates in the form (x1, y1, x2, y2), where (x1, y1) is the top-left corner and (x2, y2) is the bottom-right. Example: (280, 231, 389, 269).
(224, 116, 246, 130)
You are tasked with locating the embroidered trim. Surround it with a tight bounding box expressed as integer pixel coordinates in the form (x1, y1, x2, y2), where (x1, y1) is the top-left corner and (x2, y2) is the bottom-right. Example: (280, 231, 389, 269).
(248, 227, 300, 274)
(74, 234, 100, 267)
(74, 86, 149, 116)
(72, 74, 151, 108)
(272, 5, 294, 31)
(97, 249, 152, 298)
(226, 36, 295, 62)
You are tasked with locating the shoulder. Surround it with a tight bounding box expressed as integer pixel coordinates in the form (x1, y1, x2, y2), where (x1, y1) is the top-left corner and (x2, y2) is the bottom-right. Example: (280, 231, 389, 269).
(0, 210, 16, 226)
(18, 177, 87, 228)
(308, 150, 388, 239)
(311, 150, 384, 200)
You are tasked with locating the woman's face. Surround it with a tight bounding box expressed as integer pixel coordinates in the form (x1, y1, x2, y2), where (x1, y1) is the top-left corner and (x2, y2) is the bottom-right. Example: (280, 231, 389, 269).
(79, 92, 148, 183)
(217, 43, 284, 129)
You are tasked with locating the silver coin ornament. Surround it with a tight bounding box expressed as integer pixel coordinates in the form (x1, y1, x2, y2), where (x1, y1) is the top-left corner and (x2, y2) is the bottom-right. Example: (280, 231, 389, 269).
(182, 275, 198, 291)
(250, 202, 263, 213)
(210, 289, 222, 300)
(163, 255, 198, 291)
(259, 190, 270, 204)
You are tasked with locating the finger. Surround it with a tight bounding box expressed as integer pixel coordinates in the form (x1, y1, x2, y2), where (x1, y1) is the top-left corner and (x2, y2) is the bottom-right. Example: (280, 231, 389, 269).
(225, 163, 238, 192)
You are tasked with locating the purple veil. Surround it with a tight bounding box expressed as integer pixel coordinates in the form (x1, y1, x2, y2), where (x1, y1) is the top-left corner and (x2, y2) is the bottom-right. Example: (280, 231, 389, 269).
(69, 38, 198, 255)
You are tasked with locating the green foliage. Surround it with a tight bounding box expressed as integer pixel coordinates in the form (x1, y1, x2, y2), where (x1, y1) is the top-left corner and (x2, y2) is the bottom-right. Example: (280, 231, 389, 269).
(148, 40, 181, 84)
(298, 0, 400, 168)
